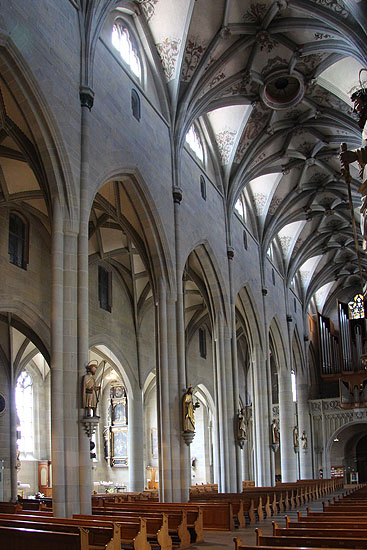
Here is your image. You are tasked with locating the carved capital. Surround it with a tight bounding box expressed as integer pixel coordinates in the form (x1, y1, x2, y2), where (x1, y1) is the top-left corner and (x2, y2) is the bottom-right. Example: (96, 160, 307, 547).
(227, 246, 234, 260)
(262, 287, 268, 296)
(80, 86, 94, 111)
(173, 186, 183, 204)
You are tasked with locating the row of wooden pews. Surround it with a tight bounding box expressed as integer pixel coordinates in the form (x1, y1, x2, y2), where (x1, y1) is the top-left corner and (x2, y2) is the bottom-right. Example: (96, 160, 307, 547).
(234, 482, 367, 550)
(189, 478, 341, 529)
(0, 496, 205, 550)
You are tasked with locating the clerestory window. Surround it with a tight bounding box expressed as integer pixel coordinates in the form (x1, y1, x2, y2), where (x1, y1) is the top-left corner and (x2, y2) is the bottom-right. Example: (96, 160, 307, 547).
(185, 125, 204, 163)
(112, 21, 141, 80)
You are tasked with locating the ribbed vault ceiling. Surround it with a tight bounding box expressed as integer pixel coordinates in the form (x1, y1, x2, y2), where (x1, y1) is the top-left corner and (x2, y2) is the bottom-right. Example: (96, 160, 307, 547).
(134, 0, 367, 317)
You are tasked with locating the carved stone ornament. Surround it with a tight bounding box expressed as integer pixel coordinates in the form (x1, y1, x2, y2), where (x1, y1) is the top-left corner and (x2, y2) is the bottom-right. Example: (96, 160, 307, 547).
(173, 186, 183, 204)
(271, 443, 279, 452)
(81, 415, 100, 438)
(227, 246, 234, 260)
(182, 431, 195, 446)
(79, 86, 95, 111)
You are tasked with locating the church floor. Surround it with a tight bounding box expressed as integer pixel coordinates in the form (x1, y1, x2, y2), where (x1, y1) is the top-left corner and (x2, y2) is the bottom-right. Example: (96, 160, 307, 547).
(191, 486, 347, 550)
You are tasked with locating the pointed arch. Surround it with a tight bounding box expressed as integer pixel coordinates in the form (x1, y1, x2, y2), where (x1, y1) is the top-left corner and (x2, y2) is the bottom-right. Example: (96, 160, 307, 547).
(235, 285, 263, 354)
(291, 326, 305, 375)
(91, 167, 175, 296)
(182, 241, 231, 331)
(0, 35, 78, 222)
(269, 315, 288, 372)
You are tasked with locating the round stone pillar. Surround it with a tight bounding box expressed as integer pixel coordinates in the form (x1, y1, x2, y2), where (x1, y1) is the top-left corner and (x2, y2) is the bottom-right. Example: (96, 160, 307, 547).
(297, 380, 313, 479)
(278, 368, 297, 482)
(128, 389, 144, 491)
(251, 346, 273, 486)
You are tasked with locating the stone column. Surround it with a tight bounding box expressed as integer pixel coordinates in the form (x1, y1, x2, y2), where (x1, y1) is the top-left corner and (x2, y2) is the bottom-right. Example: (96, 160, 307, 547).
(173, 187, 191, 502)
(297, 379, 313, 479)
(63, 231, 80, 516)
(128, 389, 144, 491)
(278, 368, 297, 482)
(251, 345, 273, 486)
(214, 315, 229, 491)
(6, 319, 17, 502)
(50, 198, 66, 516)
(166, 292, 182, 502)
(176, 277, 190, 502)
(157, 280, 172, 501)
(78, 87, 94, 515)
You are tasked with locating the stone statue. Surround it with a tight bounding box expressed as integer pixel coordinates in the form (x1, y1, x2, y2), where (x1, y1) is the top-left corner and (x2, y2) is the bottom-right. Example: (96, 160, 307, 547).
(83, 360, 105, 417)
(300, 430, 308, 449)
(237, 408, 247, 440)
(183, 386, 200, 432)
(339, 82, 367, 245)
(293, 425, 299, 447)
(271, 418, 279, 444)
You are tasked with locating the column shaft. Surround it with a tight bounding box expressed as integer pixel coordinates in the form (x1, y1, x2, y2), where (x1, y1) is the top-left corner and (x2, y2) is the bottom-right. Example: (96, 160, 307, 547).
(279, 369, 297, 482)
(297, 380, 313, 479)
(157, 281, 172, 501)
(51, 199, 66, 516)
(128, 390, 144, 491)
(251, 346, 272, 486)
(78, 101, 93, 515)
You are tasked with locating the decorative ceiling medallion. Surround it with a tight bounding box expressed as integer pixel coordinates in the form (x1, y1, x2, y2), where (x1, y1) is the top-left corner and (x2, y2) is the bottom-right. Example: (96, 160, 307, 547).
(261, 71, 305, 110)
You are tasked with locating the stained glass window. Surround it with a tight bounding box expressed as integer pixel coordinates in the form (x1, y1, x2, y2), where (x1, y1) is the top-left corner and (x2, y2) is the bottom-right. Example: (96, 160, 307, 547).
(348, 293, 365, 319)
(15, 371, 33, 454)
(112, 22, 141, 80)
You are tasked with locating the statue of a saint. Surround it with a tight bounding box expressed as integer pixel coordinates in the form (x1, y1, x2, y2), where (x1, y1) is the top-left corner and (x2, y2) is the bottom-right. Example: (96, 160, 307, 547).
(237, 408, 247, 440)
(300, 430, 308, 449)
(183, 386, 200, 432)
(293, 425, 299, 447)
(82, 360, 105, 417)
(339, 83, 367, 245)
(271, 418, 279, 444)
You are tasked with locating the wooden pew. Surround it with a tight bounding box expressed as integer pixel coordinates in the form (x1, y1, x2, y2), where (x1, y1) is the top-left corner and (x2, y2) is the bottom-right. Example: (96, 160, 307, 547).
(0, 524, 91, 550)
(92, 502, 203, 542)
(234, 537, 356, 550)
(287, 514, 367, 530)
(78, 512, 172, 550)
(0, 514, 119, 550)
(255, 526, 367, 548)
(0, 512, 145, 550)
(0, 501, 22, 513)
(297, 510, 367, 524)
(273, 519, 367, 539)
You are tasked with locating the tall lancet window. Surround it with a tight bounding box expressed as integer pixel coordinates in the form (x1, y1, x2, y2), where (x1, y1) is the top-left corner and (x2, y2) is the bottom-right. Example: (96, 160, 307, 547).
(15, 371, 34, 454)
(112, 21, 141, 80)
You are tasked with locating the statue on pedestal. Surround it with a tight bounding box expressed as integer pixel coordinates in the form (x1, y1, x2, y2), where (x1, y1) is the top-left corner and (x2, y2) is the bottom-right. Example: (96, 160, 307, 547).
(183, 386, 200, 432)
(82, 360, 106, 417)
